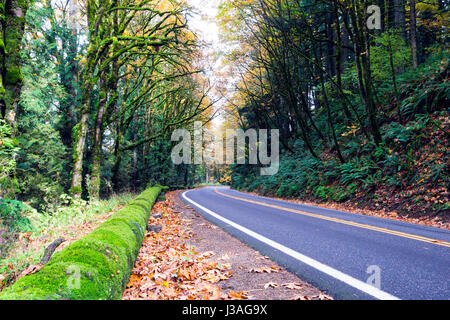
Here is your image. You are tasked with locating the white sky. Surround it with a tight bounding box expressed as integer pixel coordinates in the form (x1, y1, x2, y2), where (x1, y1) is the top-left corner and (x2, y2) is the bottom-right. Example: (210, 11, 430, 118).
(186, 0, 229, 127)
(187, 0, 221, 47)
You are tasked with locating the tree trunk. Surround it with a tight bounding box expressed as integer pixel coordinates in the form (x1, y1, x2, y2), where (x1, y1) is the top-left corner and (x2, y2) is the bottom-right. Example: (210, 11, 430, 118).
(0, 0, 30, 127)
(70, 111, 89, 197)
(385, 0, 402, 123)
(409, 0, 418, 69)
(326, 12, 336, 78)
(69, 0, 100, 198)
(111, 135, 123, 192)
(89, 78, 108, 200)
(394, 0, 406, 34)
(333, 2, 353, 121)
(348, 1, 382, 145)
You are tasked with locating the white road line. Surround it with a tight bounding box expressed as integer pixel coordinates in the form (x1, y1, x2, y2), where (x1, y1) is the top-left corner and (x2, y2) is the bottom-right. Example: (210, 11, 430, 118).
(182, 190, 400, 300)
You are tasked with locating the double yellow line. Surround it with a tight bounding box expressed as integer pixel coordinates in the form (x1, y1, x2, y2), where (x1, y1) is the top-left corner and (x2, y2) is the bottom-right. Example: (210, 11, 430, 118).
(214, 188, 450, 248)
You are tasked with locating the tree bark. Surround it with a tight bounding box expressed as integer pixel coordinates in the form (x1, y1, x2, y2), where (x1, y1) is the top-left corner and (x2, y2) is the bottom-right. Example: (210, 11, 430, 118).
(70, 0, 101, 198)
(0, 0, 30, 127)
(394, 0, 406, 33)
(40, 238, 66, 264)
(70, 111, 89, 197)
(89, 77, 107, 200)
(409, 0, 418, 69)
(348, 1, 383, 145)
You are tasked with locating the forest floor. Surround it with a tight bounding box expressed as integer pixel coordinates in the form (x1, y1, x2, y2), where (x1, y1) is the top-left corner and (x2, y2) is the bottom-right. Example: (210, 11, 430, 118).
(122, 190, 331, 300)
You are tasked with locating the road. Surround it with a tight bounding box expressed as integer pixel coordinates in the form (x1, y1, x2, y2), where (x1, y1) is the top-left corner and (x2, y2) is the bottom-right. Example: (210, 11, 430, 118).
(181, 187, 450, 300)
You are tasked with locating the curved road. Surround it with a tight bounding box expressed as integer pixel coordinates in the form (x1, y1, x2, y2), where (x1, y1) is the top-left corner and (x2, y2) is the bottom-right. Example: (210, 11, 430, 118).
(182, 187, 450, 300)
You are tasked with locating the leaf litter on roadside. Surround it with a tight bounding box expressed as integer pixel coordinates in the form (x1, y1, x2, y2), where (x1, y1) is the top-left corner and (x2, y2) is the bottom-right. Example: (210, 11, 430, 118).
(282, 282, 303, 290)
(122, 193, 245, 300)
(122, 191, 331, 300)
(264, 282, 278, 289)
(249, 266, 280, 273)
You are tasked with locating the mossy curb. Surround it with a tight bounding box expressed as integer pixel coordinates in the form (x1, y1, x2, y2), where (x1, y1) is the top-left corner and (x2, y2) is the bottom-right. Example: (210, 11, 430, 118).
(0, 187, 162, 300)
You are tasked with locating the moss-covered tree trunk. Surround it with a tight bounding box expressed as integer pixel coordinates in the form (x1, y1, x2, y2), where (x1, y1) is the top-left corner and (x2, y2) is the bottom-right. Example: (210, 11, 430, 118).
(409, 0, 418, 69)
(70, 110, 89, 198)
(89, 66, 115, 199)
(70, 0, 99, 198)
(88, 83, 106, 200)
(70, 41, 96, 198)
(0, 0, 31, 126)
(90, 52, 120, 199)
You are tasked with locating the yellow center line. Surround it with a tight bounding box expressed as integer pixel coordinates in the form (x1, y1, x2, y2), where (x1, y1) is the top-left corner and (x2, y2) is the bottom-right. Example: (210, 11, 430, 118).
(213, 188, 450, 248)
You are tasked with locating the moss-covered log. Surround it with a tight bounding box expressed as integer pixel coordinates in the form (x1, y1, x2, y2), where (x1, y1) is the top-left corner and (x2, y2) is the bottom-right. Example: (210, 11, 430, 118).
(0, 186, 162, 300)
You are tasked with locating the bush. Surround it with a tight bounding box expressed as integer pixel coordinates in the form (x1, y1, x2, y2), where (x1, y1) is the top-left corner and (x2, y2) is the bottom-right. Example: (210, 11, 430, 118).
(0, 120, 20, 198)
(0, 199, 34, 259)
(0, 186, 162, 300)
(0, 199, 33, 233)
(16, 124, 67, 211)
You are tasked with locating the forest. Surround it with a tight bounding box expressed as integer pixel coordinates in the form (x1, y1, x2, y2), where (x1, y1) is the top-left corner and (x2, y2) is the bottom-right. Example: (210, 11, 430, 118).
(0, 0, 214, 277)
(0, 0, 448, 299)
(0, 0, 216, 206)
(217, 0, 449, 220)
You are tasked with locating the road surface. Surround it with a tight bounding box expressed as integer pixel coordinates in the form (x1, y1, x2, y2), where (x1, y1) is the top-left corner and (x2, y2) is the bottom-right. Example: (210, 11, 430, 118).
(181, 187, 450, 300)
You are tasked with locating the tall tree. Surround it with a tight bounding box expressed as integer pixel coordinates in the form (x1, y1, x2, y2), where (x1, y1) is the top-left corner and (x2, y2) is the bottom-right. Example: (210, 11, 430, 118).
(70, 0, 191, 198)
(409, 0, 418, 69)
(0, 0, 32, 127)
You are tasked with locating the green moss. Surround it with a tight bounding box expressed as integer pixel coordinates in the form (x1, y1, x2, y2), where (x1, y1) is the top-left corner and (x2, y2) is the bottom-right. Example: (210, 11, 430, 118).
(98, 90, 107, 100)
(5, 67, 23, 85)
(0, 262, 104, 300)
(68, 185, 82, 195)
(0, 186, 162, 300)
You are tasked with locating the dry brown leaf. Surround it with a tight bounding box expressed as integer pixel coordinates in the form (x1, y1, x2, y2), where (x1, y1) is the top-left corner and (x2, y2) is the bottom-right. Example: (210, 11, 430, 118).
(292, 295, 310, 300)
(264, 282, 278, 289)
(282, 282, 303, 290)
(318, 293, 333, 300)
(21, 264, 42, 276)
(228, 290, 248, 300)
(249, 266, 280, 273)
(218, 254, 230, 261)
(200, 251, 215, 258)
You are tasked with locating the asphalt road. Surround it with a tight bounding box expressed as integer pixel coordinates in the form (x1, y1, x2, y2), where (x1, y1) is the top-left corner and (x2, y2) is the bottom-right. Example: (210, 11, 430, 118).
(181, 187, 450, 300)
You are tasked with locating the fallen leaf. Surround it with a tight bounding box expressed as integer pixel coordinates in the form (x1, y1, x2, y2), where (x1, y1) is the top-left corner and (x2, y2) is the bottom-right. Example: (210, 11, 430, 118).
(228, 290, 248, 300)
(318, 293, 333, 300)
(218, 254, 230, 261)
(249, 266, 279, 273)
(264, 282, 278, 289)
(292, 295, 310, 300)
(21, 264, 42, 276)
(282, 282, 303, 290)
(200, 251, 215, 258)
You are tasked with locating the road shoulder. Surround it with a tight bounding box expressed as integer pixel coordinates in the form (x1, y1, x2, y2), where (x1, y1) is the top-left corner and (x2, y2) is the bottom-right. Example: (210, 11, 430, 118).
(174, 190, 331, 300)
(123, 190, 331, 300)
